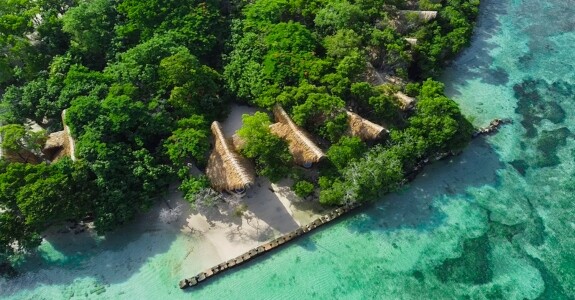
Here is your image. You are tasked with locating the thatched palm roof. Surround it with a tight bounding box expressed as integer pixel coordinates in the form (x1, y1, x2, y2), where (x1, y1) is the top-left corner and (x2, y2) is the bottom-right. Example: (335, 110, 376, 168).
(61, 110, 76, 161)
(270, 105, 325, 165)
(40, 110, 76, 162)
(399, 10, 438, 22)
(231, 133, 246, 152)
(206, 121, 255, 192)
(395, 92, 417, 110)
(346, 111, 388, 141)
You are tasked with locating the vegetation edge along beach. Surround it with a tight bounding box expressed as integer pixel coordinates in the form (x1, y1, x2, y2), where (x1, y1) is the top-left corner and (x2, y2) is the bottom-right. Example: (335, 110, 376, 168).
(0, 0, 480, 279)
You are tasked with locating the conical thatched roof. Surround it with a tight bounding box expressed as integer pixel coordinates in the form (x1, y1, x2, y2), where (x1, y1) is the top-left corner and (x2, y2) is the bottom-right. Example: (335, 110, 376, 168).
(206, 121, 255, 192)
(270, 105, 325, 165)
(346, 111, 388, 141)
(42, 130, 70, 161)
(395, 92, 417, 110)
(41, 110, 76, 162)
(399, 10, 438, 22)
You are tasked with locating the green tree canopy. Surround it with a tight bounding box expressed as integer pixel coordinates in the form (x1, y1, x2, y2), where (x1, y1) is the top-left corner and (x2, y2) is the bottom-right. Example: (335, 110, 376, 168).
(237, 112, 292, 182)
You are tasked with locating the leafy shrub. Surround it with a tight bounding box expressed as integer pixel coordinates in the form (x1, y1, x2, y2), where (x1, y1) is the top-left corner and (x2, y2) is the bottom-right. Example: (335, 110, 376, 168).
(294, 180, 314, 198)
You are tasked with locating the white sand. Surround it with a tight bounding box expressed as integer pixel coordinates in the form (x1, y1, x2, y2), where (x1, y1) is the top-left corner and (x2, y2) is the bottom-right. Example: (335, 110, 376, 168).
(168, 176, 325, 269)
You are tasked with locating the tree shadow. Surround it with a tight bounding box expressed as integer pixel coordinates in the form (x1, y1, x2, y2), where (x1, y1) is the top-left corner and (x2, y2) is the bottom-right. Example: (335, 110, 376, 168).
(241, 178, 300, 233)
(1, 195, 182, 297)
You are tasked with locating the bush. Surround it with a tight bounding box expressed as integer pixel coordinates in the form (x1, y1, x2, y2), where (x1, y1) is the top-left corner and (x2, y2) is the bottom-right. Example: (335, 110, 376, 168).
(179, 175, 210, 203)
(294, 180, 315, 198)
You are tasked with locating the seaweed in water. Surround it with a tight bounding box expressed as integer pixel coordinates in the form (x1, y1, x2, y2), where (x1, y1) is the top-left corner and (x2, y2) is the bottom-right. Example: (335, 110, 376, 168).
(434, 234, 492, 284)
(535, 127, 572, 168)
(513, 78, 568, 138)
(509, 159, 529, 176)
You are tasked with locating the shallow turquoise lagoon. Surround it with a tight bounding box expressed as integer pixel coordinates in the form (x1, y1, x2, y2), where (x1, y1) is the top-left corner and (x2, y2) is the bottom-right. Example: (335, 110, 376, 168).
(1, 0, 574, 298)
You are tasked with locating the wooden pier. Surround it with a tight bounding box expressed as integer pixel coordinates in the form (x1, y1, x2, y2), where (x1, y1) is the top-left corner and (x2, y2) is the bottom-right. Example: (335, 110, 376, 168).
(178, 202, 361, 289)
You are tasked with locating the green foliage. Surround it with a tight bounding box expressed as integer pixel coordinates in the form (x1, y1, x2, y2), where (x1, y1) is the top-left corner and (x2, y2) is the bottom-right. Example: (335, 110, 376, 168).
(62, 0, 116, 69)
(0, 159, 94, 261)
(180, 175, 210, 202)
(237, 112, 292, 182)
(262, 22, 320, 87)
(159, 49, 225, 118)
(318, 177, 348, 205)
(292, 93, 347, 142)
(404, 82, 421, 97)
(0, 124, 45, 162)
(327, 136, 367, 171)
(164, 116, 210, 167)
(293, 180, 314, 198)
(368, 92, 403, 125)
(320, 145, 404, 204)
(314, 0, 364, 34)
(323, 29, 361, 59)
(412, 0, 480, 77)
(389, 79, 473, 169)
(116, 0, 224, 59)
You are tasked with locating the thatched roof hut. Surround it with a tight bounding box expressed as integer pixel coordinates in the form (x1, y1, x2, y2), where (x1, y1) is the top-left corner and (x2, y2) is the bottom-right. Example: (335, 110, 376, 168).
(206, 121, 255, 193)
(269, 105, 325, 166)
(346, 111, 388, 141)
(62, 110, 76, 161)
(395, 92, 417, 110)
(42, 130, 70, 161)
(41, 110, 76, 162)
(399, 10, 438, 22)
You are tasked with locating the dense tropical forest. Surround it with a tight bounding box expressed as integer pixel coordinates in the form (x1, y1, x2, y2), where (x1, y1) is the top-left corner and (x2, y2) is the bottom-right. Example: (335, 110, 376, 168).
(0, 0, 478, 270)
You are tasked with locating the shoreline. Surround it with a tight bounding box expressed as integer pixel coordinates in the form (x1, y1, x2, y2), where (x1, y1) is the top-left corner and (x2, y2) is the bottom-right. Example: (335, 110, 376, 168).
(178, 118, 510, 290)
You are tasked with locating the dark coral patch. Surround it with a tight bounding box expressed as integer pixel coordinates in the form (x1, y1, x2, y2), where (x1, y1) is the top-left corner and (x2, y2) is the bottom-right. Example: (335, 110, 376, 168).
(482, 67, 510, 85)
(509, 159, 529, 176)
(535, 127, 572, 168)
(513, 78, 568, 138)
(434, 234, 492, 284)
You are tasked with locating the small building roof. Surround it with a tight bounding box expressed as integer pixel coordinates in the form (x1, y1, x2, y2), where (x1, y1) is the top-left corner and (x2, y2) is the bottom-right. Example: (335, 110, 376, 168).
(346, 111, 388, 141)
(206, 121, 255, 192)
(270, 105, 325, 165)
(404, 38, 418, 45)
(395, 92, 417, 110)
(399, 10, 438, 22)
(42, 130, 70, 162)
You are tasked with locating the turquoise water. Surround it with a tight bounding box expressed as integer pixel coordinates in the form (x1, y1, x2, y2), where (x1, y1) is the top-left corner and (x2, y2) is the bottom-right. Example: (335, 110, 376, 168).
(2, 0, 575, 298)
